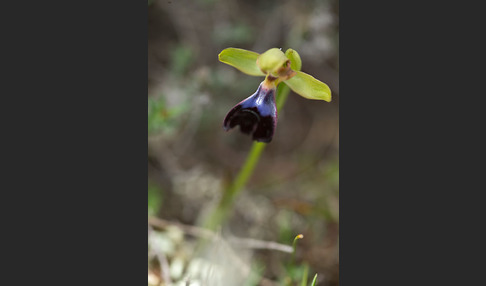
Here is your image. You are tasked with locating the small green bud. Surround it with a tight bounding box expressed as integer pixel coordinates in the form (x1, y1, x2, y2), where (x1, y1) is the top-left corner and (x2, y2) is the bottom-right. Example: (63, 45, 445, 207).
(285, 48, 302, 72)
(256, 48, 289, 76)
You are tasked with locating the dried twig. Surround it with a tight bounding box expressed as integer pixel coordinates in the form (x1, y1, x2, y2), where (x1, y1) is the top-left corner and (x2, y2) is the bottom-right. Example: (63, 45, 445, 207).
(149, 216, 213, 239)
(148, 216, 293, 253)
(229, 237, 293, 253)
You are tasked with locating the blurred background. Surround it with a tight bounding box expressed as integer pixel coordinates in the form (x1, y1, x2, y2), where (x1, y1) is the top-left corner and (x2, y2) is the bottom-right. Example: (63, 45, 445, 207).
(148, 0, 338, 285)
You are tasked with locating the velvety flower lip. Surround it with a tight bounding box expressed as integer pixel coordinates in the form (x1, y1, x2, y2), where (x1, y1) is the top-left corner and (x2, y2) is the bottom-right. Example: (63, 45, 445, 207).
(223, 81, 277, 143)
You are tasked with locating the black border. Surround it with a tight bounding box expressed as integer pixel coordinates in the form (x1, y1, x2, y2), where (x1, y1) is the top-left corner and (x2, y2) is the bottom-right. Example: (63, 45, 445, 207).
(2, 1, 148, 284)
(340, 1, 484, 285)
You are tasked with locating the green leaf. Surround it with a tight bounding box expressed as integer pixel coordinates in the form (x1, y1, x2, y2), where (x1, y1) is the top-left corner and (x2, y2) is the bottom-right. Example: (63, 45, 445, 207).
(218, 48, 265, 76)
(310, 274, 318, 286)
(256, 48, 289, 76)
(300, 264, 309, 286)
(284, 71, 331, 102)
(285, 48, 302, 72)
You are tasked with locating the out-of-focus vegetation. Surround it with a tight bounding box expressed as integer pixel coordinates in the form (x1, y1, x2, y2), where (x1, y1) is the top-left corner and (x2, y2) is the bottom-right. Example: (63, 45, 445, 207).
(148, 0, 339, 285)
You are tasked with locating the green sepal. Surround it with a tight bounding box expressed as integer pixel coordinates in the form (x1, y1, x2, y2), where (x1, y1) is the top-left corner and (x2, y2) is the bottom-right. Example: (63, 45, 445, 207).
(256, 48, 289, 76)
(284, 71, 332, 102)
(218, 48, 265, 76)
(285, 48, 302, 72)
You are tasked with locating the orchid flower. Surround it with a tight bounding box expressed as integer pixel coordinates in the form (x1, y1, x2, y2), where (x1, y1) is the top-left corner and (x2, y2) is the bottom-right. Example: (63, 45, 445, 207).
(219, 47, 331, 143)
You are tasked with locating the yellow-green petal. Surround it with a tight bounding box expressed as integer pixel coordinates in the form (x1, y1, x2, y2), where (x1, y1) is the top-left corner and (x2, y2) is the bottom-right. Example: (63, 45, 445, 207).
(285, 48, 302, 72)
(218, 48, 265, 76)
(284, 71, 332, 102)
(256, 48, 289, 76)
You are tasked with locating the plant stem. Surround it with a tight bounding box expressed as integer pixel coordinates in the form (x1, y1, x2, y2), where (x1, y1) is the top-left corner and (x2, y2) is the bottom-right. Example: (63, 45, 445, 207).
(276, 83, 290, 111)
(300, 263, 309, 286)
(203, 83, 291, 230)
(292, 234, 304, 266)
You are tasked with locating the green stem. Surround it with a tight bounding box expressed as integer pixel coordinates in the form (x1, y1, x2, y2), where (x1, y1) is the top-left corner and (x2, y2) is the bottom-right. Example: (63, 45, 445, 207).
(300, 263, 309, 286)
(203, 83, 291, 230)
(276, 83, 290, 111)
(292, 234, 304, 266)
